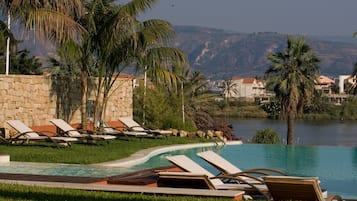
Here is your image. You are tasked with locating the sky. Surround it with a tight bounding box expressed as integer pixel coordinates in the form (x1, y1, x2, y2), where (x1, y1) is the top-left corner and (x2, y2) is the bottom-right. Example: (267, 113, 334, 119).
(139, 0, 357, 36)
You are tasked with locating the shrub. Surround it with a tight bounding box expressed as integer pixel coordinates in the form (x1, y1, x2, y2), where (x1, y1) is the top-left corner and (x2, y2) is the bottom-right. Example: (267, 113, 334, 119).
(251, 128, 281, 144)
(212, 119, 237, 140)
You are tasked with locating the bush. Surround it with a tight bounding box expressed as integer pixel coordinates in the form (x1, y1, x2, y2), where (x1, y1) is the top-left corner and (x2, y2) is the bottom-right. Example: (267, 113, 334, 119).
(212, 119, 235, 140)
(251, 128, 281, 144)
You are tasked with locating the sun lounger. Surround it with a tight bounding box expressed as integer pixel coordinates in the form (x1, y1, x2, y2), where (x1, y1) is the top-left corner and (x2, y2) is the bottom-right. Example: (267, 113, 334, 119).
(99, 122, 148, 140)
(119, 117, 172, 137)
(157, 155, 270, 198)
(6, 120, 78, 146)
(49, 119, 116, 142)
(197, 150, 287, 180)
(262, 176, 342, 201)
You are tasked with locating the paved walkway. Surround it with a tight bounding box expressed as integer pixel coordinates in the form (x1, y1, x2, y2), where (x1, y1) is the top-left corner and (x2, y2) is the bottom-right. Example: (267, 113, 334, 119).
(0, 179, 244, 200)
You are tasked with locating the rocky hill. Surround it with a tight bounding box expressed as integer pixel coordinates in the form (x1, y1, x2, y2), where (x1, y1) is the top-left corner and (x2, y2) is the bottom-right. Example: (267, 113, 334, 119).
(171, 26, 357, 80)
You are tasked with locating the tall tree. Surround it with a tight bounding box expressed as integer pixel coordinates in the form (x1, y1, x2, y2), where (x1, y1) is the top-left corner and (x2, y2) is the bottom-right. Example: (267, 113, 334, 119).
(87, 0, 188, 128)
(134, 20, 188, 125)
(221, 79, 238, 102)
(1, 0, 186, 131)
(220, 78, 238, 121)
(0, 0, 88, 126)
(0, 0, 86, 43)
(265, 36, 320, 145)
(184, 71, 215, 130)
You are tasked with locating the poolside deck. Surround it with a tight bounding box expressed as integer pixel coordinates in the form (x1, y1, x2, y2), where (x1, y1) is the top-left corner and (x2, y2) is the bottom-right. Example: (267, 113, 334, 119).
(0, 167, 245, 200)
(1, 165, 357, 201)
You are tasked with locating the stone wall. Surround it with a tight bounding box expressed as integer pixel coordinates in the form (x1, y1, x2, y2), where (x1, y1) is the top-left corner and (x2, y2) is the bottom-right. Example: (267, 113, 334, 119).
(0, 74, 134, 135)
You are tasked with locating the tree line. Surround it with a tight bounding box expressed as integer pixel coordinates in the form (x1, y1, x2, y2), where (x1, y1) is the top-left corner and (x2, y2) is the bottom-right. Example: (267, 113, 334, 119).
(2, 1, 357, 145)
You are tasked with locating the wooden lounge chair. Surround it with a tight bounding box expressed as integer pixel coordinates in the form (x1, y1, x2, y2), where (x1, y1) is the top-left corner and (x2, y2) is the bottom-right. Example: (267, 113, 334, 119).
(6, 120, 78, 146)
(119, 117, 172, 137)
(197, 150, 287, 180)
(49, 119, 116, 142)
(157, 155, 270, 198)
(262, 176, 342, 201)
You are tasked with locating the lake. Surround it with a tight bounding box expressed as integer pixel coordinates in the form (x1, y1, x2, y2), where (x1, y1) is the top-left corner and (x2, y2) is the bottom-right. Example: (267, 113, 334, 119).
(230, 118, 357, 146)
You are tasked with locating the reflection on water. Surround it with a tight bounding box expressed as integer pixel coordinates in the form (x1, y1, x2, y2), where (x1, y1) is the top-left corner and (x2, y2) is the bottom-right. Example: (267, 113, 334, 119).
(262, 145, 318, 175)
(230, 118, 357, 146)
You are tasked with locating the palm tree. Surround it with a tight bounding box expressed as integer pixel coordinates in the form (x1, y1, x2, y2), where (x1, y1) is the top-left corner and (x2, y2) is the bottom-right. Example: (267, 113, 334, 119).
(0, 1, 86, 43)
(0, 0, 88, 126)
(219, 78, 238, 121)
(86, 0, 188, 128)
(1, 0, 183, 130)
(221, 78, 238, 102)
(135, 20, 188, 125)
(180, 69, 216, 130)
(0, 19, 17, 73)
(265, 36, 320, 145)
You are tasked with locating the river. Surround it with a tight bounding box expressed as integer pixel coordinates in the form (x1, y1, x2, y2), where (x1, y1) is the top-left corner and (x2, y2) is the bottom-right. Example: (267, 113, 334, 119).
(230, 118, 357, 146)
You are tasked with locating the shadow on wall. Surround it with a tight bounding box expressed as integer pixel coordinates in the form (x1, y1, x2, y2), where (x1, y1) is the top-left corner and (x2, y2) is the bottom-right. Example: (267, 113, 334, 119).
(50, 75, 95, 122)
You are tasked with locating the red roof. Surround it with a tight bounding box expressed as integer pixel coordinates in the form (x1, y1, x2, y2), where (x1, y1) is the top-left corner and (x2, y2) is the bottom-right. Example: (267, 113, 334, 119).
(242, 78, 256, 84)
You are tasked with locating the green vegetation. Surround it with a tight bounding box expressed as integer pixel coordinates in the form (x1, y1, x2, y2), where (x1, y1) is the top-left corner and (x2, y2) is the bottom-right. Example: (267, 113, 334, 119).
(0, 29, 42, 74)
(265, 36, 320, 145)
(212, 100, 268, 118)
(134, 69, 216, 132)
(251, 128, 281, 144)
(0, 137, 212, 164)
(0, 183, 231, 201)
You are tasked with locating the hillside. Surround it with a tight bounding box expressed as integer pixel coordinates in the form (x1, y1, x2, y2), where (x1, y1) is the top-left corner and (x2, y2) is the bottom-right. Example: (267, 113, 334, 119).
(171, 26, 357, 80)
(17, 25, 357, 80)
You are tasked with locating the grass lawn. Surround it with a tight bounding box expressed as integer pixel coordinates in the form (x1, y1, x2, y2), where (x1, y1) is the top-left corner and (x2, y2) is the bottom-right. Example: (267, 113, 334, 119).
(0, 136, 214, 164)
(0, 137, 232, 201)
(0, 183, 232, 201)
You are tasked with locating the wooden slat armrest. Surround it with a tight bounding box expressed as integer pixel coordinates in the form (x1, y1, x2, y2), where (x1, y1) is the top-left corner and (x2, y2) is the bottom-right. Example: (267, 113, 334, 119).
(326, 194, 343, 201)
(245, 168, 287, 176)
(212, 173, 264, 185)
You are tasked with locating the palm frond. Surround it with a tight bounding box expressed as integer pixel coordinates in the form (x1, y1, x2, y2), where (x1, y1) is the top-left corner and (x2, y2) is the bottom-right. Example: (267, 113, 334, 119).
(120, 0, 158, 16)
(26, 9, 87, 44)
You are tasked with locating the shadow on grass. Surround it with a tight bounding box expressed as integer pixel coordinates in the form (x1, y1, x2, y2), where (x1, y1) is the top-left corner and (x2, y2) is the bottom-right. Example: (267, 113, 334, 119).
(0, 189, 168, 201)
(0, 188, 227, 201)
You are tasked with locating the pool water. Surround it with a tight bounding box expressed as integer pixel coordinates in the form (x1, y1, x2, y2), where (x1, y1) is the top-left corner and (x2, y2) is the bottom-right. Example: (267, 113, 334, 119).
(133, 144, 357, 199)
(0, 162, 142, 178)
(0, 144, 356, 199)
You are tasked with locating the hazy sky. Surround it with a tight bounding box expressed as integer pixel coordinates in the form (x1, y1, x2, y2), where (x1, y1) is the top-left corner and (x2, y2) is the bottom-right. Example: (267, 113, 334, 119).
(140, 0, 357, 36)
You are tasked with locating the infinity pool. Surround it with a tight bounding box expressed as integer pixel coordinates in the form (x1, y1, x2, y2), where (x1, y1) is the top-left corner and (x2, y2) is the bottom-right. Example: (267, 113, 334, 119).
(0, 144, 356, 199)
(134, 144, 357, 199)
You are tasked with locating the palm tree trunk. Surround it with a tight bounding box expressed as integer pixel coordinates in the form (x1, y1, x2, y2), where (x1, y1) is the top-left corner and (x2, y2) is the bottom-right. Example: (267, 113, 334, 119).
(287, 112, 295, 145)
(81, 69, 88, 132)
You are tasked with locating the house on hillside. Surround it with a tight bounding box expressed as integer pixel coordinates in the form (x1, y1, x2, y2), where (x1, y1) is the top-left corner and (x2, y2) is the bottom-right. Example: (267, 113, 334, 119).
(228, 77, 271, 102)
(315, 75, 335, 94)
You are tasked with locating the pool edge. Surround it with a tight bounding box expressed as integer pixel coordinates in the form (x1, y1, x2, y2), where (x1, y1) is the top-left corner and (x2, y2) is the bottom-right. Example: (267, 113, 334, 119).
(95, 140, 243, 167)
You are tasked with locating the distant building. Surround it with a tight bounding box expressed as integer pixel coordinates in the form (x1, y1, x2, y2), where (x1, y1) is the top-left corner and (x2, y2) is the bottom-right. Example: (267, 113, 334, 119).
(338, 75, 357, 94)
(317, 74, 352, 105)
(315, 75, 335, 94)
(229, 77, 271, 102)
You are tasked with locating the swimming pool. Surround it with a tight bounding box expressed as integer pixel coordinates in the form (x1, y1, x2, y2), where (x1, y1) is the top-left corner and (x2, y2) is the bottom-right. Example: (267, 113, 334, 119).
(132, 144, 357, 199)
(0, 144, 356, 198)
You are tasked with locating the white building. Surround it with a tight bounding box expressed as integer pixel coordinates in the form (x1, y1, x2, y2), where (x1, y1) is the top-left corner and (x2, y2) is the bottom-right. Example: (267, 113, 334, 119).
(229, 77, 270, 102)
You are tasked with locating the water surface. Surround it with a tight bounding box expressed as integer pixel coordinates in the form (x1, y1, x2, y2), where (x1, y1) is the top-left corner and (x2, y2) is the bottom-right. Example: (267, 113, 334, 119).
(137, 144, 357, 199)
(230, 118, 357, 146)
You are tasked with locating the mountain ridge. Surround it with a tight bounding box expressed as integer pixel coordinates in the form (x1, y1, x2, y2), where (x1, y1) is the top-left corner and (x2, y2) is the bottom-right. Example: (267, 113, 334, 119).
(171, 25, 357, 80)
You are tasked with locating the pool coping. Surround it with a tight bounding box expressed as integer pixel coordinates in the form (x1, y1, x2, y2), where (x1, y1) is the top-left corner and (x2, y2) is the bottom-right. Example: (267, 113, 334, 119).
(95, 140, 243, 167)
